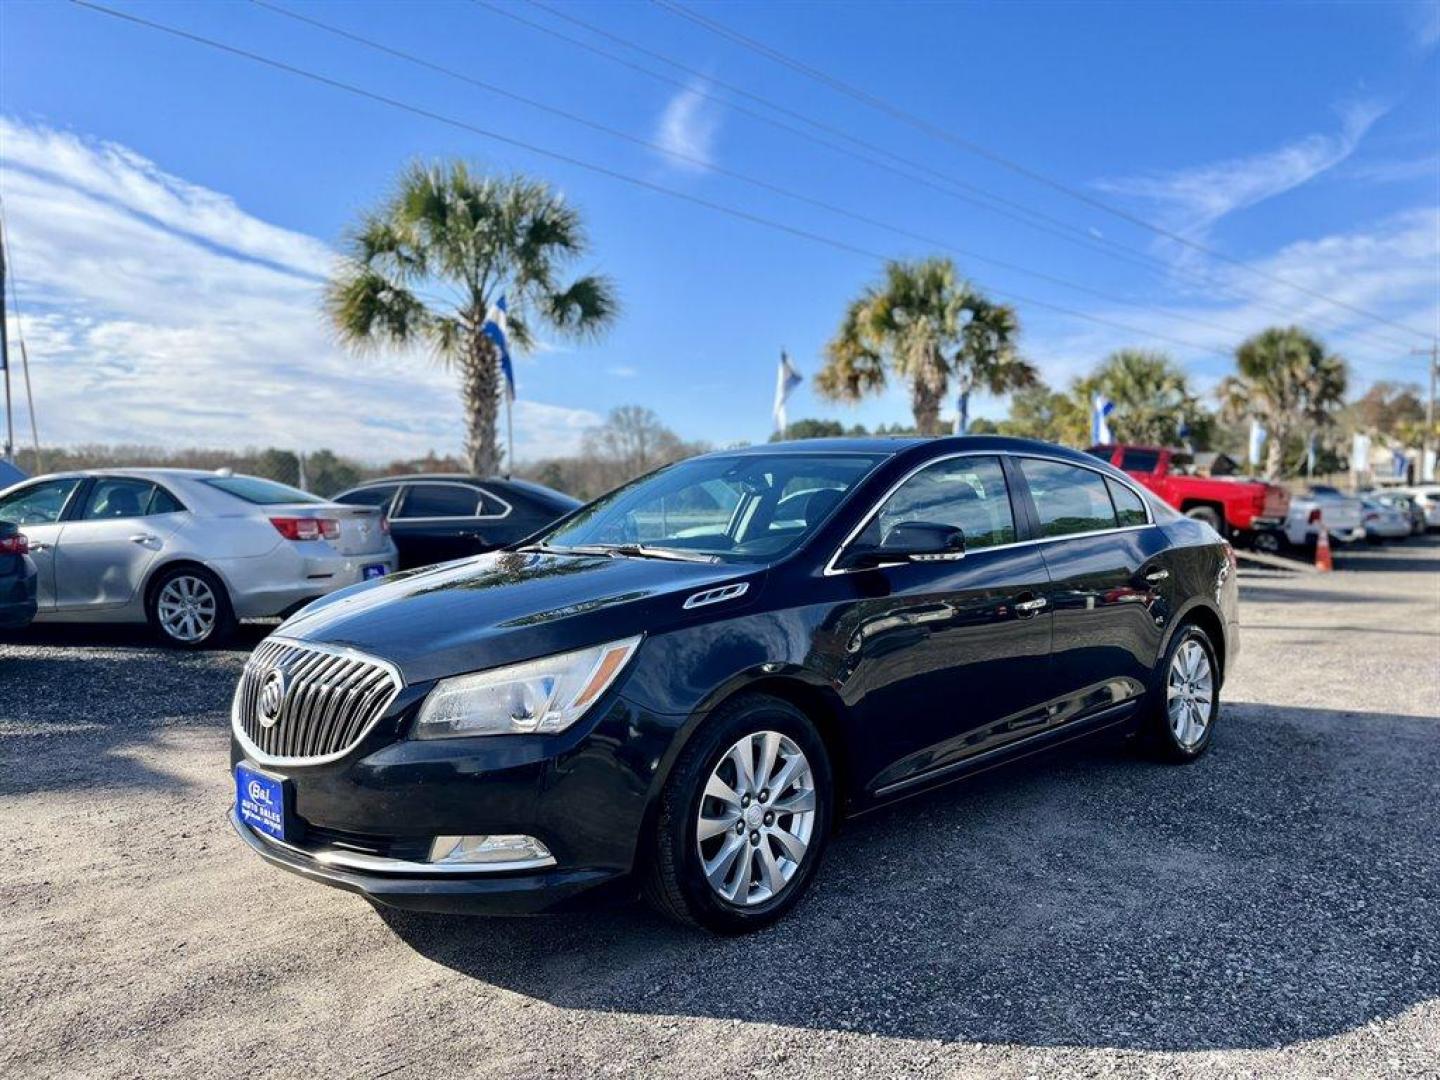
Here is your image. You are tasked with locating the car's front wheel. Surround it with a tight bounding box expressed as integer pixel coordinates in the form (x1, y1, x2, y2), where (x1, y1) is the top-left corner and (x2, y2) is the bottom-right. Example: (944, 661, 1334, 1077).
(147, 565, 235, 649)
(643, 694, 832, 933)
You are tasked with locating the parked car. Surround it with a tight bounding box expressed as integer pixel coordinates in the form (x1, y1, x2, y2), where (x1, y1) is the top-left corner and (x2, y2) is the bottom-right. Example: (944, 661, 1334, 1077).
(0, 469, 398, 647)
(333, 475, 580, 570)
(1372, 490, 1430, 535)
(1392, 485, 1440, 531)
(1281, 485, 1366, 548)
(1360, 498, 1412, 542)
(0, 520, 38, 631)
(230, 436, 1238, 933)
(1087, 443, 1289, 546)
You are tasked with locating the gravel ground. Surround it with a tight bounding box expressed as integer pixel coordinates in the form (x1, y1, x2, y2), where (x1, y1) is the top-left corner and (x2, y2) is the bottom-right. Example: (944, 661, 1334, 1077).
(2, 537, 1437, 1079)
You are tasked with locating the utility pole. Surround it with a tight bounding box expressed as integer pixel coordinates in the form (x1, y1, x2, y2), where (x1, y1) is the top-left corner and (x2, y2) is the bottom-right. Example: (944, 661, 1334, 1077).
(0, 228, 13, 465)
(1413, 340, 1439, 483)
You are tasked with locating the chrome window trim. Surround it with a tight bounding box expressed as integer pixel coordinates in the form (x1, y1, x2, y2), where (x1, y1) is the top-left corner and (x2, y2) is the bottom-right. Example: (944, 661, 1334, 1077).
(230, 636, 405, 767)
(823, 449, 1156, 577)
(393, 480, 514, 523)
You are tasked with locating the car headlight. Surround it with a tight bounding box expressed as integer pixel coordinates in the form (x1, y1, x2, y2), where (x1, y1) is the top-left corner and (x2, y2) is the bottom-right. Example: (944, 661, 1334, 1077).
(412, 636, 642, 739)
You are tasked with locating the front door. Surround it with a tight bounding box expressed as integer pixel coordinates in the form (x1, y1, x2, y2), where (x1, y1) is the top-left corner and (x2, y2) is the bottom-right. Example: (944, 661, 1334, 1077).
(822, 454, 1055, 798)
(391, 482, 495, 569)
(54, 477, 172, 611)
(0, 477, 85, 610)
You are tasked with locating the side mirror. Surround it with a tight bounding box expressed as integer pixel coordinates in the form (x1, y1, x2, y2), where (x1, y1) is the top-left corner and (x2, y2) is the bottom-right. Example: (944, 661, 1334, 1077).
(841, 521, 966, 569)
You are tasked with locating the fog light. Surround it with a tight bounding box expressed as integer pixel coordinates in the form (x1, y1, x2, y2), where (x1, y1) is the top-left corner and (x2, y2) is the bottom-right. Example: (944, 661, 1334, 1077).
(428, 834, 554, 867)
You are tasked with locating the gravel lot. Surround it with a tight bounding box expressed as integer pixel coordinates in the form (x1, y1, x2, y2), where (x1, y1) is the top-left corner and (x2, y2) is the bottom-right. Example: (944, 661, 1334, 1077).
(3, 538, 1438, 1078)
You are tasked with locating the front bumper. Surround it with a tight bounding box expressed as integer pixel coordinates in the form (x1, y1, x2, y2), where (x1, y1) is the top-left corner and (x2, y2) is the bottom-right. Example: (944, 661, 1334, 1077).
(229, 808, 626, 914)
(228, 690, 677, 915)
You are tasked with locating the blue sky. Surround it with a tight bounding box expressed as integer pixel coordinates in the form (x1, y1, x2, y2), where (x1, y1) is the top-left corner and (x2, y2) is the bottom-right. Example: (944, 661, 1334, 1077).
(2, 0, 1437, 461)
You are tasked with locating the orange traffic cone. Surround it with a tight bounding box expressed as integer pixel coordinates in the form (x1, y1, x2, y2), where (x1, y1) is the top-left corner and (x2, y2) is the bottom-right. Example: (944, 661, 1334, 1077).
(1314, 510, 1333, 572)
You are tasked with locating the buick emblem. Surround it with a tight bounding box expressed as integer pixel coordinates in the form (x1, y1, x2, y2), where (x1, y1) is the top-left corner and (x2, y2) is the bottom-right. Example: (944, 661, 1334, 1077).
(257, 670, 286, 729)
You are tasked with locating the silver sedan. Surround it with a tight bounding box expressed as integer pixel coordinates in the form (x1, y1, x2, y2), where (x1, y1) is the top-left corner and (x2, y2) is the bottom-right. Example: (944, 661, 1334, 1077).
(0, 468, 398, 647)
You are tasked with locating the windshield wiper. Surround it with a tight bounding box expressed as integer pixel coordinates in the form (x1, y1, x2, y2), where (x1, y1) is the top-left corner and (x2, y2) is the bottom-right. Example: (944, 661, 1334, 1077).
(526, 542, 717, 563)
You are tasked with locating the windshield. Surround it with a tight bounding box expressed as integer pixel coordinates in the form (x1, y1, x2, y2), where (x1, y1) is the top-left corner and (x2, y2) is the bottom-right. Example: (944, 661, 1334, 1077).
(535, 453, 885, 562)
(202, 475, 323, 505)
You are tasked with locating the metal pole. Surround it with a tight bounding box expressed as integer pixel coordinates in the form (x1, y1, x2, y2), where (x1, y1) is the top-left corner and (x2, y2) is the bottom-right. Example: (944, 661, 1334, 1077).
(0, 232, 13, 465)
(505, 391, 514, 479)
(1412, 341, 1438, 482)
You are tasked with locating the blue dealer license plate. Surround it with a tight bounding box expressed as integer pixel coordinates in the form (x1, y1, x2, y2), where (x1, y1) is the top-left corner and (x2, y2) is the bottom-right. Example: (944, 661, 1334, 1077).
(363, 563, 387, 580)
(236, 764, 286, 841)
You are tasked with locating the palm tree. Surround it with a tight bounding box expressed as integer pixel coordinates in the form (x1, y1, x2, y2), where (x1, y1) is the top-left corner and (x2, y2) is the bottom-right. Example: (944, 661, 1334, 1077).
(326, 162, 618, 475)
(817, 258, 1034, 436)
(1078, 349, 1202, 446)
(1218, 327, 1347, 479)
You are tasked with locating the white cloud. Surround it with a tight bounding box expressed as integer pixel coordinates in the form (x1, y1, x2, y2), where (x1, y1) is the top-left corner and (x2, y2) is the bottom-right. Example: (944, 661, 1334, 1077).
(653, 82, 722, 171)
(606, 364, 638, 378)
(1098, 101, 1388, 238)
(1414, 0, 1440, 50)
(0, 118, 600, 463)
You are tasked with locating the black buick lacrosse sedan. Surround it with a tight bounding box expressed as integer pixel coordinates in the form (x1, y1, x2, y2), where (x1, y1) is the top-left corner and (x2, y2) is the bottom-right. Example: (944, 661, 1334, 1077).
(230, 436, 1237, 933)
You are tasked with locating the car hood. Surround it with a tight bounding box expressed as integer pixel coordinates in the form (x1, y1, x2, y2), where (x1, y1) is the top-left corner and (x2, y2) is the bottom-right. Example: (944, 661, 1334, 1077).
(277, 550, 760, 684)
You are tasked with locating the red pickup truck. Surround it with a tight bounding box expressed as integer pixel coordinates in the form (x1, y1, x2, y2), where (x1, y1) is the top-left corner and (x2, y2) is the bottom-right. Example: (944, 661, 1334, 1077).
(1088, 444, 1290, 543)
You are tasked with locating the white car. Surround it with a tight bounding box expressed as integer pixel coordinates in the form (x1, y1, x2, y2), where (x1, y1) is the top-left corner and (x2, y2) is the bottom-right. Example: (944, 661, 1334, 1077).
(1281, 486, 1366, 547)
(1392, 485, 1440, 531)
(0, 469, 398, 647)
(1361, 498, 1412, 542)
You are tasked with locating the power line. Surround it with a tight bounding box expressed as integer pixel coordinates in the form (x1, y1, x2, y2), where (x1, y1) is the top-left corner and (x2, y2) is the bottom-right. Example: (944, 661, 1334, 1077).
(65, 0, 1419, 385)
(488, 0, 1422, 359)
(68, 0, 1248, 365)
(652, 0, 1437, 345)
(252, 0, 1331, 358)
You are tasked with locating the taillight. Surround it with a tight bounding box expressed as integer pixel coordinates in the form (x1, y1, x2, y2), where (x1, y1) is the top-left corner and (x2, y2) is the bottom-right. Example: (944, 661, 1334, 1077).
(270, 516, 340, 542)
(0, 532, 29, 556)
(1308, 508, 1323, 525)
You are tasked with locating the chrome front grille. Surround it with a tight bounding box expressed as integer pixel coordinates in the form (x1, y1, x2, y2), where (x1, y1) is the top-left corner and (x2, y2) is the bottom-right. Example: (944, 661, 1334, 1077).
(232, 637, 402, 765)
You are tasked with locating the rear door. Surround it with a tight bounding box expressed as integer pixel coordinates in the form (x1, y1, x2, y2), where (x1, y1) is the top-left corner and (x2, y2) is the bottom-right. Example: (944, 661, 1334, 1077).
(1014, 457, 1171, 720)
(0, 477, 85, 610)
(391, 482, 509, 568)
(827, 454, 1056, 797)
(54, 477, 178, 611)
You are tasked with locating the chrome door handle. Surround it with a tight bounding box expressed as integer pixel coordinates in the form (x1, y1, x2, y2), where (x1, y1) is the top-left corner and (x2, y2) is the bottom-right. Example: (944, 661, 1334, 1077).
(130, 534, 159, 544)
(28, 541, 49, 552)
(1014, 597, 1048, 613)
(1144, 568, 1170, 583)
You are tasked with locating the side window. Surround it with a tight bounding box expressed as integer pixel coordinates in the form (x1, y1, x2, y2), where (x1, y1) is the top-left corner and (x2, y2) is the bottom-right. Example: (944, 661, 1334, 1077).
(865, 455, 1016, 551)
(0, 478, 82, 525)
(1020, 459, 1118, 538)
(473, 488, 511, 517)
(396, 483, 482, 519)
(336, 485, 399, 511)
(148, 485, 186, 515)
(79, 478, 158, 521)
(1119, 448, 1160, 472)
(1107, 479, 1149, 527)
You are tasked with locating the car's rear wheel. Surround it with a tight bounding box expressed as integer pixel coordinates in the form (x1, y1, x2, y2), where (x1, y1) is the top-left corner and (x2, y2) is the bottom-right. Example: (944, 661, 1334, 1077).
(643, 694, 832, 933)
(1249, 530, 1284, 555)
(1184, 505, 1225, 535)
(1145, 623, 1219, 763)
(148, 566, 235, 649)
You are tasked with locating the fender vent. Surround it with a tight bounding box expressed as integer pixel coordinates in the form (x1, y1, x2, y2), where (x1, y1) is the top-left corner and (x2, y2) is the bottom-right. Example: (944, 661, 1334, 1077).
(683, 582, 750, 610)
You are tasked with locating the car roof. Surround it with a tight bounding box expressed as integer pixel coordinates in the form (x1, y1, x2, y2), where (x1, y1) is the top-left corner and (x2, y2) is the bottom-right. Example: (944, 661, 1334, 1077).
(347, 473, 494, 486)
(707, 434, 1110, 465)
(17, 467, 233, 481)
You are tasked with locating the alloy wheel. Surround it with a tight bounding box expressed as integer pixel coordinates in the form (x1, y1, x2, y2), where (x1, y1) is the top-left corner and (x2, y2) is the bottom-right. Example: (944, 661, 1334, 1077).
(156, 575, 218, 643)
(1167, 639, 1214, 749)
(696, 731, 816, 907)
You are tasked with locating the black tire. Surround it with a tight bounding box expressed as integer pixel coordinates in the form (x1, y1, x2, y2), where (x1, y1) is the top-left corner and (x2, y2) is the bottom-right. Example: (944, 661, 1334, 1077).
(1184, 505, 1225, 535)
(642, 694, 833, 934)
(1143, 622, 1220, 764)
(146, 565, 236, 649)
(1249, 530, 1284, 555)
